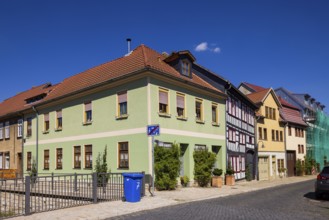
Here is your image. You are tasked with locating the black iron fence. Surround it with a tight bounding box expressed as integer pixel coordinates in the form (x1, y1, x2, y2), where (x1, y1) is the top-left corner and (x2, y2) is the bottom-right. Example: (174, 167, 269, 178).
(0, 172, 145, 219)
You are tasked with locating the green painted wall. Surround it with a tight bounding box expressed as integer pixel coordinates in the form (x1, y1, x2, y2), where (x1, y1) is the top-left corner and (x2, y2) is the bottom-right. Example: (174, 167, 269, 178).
(23, 75, 227, 182)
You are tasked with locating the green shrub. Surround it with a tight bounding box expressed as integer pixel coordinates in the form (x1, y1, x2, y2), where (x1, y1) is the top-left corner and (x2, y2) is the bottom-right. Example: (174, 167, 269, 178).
(226, 161, 234, 176)
(155, 143, 180, 190)
(29, 158, 37, 184)
(245, 164, 252, 181)
(212, 168, 223, 176)
(94, 146, 110, 186)
(180, 175, 189, 187)
(296, 159, 304, 176)
(193, 150, 216, 187)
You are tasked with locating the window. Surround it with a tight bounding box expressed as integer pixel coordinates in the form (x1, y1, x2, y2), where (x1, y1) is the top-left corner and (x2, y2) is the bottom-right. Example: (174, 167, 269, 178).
(74, 146, 81, 169)
(84, 102, 92, 123)
(265, 106, 276, 120)
(5, 121, 9, 139)
(301, 145, 304, 154)
(44, 150, 49, 170)
(288, 126, 291, 136)
(17, 119, 23, 138)
(118, 142, 129, 168)
(0, 153, 2, 169)
(56, 110, 62, 130)
(56, 148, 62, 169)
(212, 103, 219, 124)
(276, 130, 279, 141)
(182, 60, 190, 76)
(44, 113, 49, 132)
(258, 127, 263, 140)
(194, 144, 207, 151)
(263, 128, 267, 140)
(85, 145, 92, 169)
(159, 89, 169, 114)
(5, 152, 9, 169)
(0, 123, 3, 140)
(195, 99, 203, 121)
(118, 91, 128, 117)
(277, 159, 284, 171)
(27, 118, 32, 137)
(280, 131, 283, 142)
(271, 129, 275, 141)
(176, 93, 185, 118)
(27, 152, 32, 171)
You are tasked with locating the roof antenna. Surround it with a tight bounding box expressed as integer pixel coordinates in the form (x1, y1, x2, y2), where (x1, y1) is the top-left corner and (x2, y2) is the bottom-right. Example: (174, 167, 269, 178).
(126, 38, 132, 54)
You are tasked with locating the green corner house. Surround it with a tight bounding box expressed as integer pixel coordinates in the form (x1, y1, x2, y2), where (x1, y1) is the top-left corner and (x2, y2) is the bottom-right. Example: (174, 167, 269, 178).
(22, 45, 227, 183)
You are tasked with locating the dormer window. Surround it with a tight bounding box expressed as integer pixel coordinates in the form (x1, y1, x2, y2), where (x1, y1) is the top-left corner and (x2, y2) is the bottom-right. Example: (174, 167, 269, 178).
(181, 60, 190, 77)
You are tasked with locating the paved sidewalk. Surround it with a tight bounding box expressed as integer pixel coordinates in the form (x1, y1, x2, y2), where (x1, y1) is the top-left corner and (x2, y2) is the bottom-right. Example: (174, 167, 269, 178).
(13, 175, 315, 220)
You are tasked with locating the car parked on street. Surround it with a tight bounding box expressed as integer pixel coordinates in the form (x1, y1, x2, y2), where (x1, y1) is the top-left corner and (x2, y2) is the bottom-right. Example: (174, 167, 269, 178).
(315, 166, 329, 199)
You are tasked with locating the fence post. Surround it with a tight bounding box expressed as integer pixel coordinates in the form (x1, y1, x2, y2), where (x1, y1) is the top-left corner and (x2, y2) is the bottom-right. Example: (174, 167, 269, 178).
(141, 171, 145, 197)
(74, 172, 78, 192)
(25, 176, 31, 215)
(92, 172, 98, 203)
(51, 172, 54, 191)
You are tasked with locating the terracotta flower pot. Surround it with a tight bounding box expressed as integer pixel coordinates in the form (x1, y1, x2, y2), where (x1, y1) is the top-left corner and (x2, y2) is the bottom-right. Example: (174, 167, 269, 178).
(225, 175, 235, 186)
(212, 176, 223, 188)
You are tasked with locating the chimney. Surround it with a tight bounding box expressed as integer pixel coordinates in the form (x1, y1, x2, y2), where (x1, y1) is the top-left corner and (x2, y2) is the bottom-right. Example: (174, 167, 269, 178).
(126, 38, 132, 54)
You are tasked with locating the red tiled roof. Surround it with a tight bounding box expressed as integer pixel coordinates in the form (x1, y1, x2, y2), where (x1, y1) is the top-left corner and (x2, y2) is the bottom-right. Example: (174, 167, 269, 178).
(278, 96, 299, 110)
(0, 83, 56, 118)
(243, 82, 267, 92)
(44, 44, 222, 102)
(280, 106, 307, 126)
(246, 89, 270, 104)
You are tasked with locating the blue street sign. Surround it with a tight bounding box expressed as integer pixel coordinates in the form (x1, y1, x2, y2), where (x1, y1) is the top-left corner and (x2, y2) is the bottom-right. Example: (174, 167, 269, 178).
(147, 124, 160, 136)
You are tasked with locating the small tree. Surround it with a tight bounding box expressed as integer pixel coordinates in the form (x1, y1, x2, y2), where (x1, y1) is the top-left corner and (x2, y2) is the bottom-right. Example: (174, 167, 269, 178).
(154, 142, 181, 190)
(296, 159, 303, 176)
(94, 146, 109, 186)
(193, 149, 216, 187)
(245, 164, 252, 181)
(29, 158, 37, 184)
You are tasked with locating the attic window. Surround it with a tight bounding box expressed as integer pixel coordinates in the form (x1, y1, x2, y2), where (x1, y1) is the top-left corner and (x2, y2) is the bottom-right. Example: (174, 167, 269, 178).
(181, 60, 190, 77)
(25, 93, 47, 104)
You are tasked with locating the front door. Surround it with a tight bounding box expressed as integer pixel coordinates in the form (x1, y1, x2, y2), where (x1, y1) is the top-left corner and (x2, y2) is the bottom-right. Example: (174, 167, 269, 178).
(287, 151, 296, 177)
(258, 156, 269, 180)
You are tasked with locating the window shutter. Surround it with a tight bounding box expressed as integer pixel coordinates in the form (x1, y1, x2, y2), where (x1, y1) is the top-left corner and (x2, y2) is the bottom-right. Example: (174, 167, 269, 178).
(85, 102, 92, 111)
(57, 110, 62, 118)
(44, 113, 49, 121)
(159, 91, 168, 104)
(177, 95, 184, 108)
(118, 92, 127, 103)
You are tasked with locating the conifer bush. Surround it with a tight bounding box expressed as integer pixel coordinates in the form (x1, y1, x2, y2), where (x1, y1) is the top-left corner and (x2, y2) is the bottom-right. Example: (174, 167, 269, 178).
(95, 146, 110, 186)
(193, 149, 216, 187)
(154, 143, 180, 190)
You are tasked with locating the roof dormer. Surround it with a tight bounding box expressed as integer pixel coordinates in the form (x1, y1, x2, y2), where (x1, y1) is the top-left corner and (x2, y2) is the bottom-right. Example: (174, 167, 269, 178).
(164, 50, 196, 78)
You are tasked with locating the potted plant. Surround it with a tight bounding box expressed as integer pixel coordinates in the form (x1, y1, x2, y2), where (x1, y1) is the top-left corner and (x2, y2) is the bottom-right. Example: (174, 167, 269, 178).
(211, 168, 223, 188)
(225, 162, 235, 186)
(278, 167, 286, 178)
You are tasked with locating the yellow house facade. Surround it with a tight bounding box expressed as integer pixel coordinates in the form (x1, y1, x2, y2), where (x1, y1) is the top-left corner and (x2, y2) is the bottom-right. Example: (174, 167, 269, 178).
(239, 83, 285, 180)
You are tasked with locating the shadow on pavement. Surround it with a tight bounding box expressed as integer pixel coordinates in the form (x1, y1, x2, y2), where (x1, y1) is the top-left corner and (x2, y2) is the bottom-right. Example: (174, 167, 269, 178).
(304, 192, 329, 201)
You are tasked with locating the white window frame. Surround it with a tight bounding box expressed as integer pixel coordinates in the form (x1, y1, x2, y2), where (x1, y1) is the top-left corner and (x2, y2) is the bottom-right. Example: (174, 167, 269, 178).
(5, 121, 9, 139)
(17, 119, 23, 138)
(0, 123, 3, 140)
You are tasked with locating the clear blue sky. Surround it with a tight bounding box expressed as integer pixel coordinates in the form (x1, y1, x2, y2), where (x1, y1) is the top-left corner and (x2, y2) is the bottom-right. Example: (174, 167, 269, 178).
(1, 0, 329, 111)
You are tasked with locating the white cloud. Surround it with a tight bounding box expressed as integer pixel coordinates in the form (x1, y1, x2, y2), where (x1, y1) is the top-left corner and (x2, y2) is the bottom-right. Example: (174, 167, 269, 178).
(195, 42, 220, 53)
(213, 47, 221, 53)
(195, 42, 208, 52)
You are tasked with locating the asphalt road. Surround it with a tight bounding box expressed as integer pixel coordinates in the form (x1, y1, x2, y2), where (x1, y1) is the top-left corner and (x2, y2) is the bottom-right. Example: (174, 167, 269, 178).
(110, 180, 329, 220)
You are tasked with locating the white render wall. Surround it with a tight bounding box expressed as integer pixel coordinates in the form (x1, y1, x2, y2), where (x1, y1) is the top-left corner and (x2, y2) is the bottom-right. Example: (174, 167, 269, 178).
(285, 125, 307, 161)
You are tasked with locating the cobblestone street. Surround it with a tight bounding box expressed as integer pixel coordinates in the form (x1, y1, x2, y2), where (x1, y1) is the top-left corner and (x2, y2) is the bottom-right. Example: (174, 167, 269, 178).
(111, 180, 329, 220)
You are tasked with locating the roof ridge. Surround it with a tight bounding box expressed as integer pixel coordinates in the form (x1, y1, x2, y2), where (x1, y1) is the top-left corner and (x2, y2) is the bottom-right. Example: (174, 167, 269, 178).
(141, 44, 149, 67)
